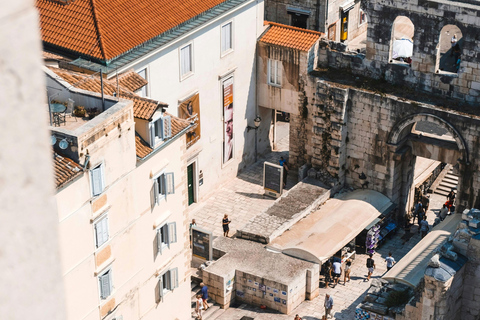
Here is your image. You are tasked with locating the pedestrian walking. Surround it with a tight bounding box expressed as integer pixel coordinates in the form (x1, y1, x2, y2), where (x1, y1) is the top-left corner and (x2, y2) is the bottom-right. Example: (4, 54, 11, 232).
(439, 204, 448, 221)
(222, 214, 231, 237)
(195, 294, 203, 320)
(420, 216, 429, 238)
(332, 260, 342, 286)
(385, 252, 396, 271)
(324, 293, 334, 319)
(413, 201, 423, 224)
(279, 156, 289, 188)
(190, 219, 197, 247)
(294, 314, 302, 320)
(366, 254, 375, 281)
(324, 261, 332, 288)
(343, 259, 352, 284)
(200, 282, 209, 310)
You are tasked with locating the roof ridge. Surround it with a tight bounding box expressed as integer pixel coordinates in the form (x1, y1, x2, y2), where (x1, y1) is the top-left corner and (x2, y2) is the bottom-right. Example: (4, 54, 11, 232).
(264, 21, 324, 36)
(89, 0, 107, 60)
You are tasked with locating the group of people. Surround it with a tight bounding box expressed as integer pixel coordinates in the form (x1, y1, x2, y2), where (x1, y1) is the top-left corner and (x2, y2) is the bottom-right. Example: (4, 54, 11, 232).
(323, 258, 352, 288)
(194, 283, 210, 320)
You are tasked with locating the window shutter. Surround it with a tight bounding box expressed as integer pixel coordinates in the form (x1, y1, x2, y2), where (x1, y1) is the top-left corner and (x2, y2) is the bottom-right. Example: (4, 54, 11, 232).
(170, 267, 179, 290)
(92, 166, 102, 196)
(165, 223, 171, 249)
(276, 61, 281, 85)
(225, 23, 231, 51)
(158, 277, 164, 299)
(165, 271, 172, 290)
(100, 271, 111, 299)
(149, 122, 155, 148)
(161, 116, 172, 139)
(155, 279, 161, 303)
(159, 174, 166, 199)
(168, 222, 177, 244)
(268, 60, 273, 83)
(154, 179, 160, 205)
(157, 228, 163, 255)
(221, 26, 226, 52)
(95, 222, 101, 247)
(101, 216, 109, 246)
(166, 172, 175, 195)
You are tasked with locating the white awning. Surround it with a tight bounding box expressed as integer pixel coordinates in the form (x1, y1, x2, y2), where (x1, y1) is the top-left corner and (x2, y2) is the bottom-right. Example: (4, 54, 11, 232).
(382, 214, 461, 287)
(269, 189, 394, 264)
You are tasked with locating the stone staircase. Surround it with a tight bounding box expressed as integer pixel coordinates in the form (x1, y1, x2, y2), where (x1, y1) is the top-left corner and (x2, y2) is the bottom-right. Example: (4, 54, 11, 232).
(434, 167, 458, 197)
(190, 279, 225, 320)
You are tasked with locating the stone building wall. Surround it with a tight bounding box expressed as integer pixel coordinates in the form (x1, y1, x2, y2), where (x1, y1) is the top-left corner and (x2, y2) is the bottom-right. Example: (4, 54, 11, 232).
(460, 234, 480, 319)
(264, 0, 320, 30)
(318, 0, 480, 104)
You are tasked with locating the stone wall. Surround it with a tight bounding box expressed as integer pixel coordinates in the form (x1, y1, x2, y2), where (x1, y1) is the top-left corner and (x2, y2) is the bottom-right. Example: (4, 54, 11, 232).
(317, 0, 480, 104)
(264, 0, 322, 30)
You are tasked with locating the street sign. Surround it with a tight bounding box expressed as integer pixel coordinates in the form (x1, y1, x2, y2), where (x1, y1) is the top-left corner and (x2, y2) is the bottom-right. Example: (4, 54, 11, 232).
(263, 161, 283, 198)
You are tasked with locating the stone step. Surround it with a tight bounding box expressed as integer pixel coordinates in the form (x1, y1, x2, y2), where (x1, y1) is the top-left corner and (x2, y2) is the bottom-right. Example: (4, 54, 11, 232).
(434, 187, 451, 196)
(445, 173, 458, 181)
(442, 177, 458, 185)
(436, 185, 454, 194)
(203, 304, 223, 320)
(439, 181, 457, 189)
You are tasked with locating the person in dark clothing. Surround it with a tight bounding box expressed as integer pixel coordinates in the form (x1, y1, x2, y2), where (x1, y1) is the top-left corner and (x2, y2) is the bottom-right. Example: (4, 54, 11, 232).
(222, 214, 231, 237)
(279, 156, 289, 188)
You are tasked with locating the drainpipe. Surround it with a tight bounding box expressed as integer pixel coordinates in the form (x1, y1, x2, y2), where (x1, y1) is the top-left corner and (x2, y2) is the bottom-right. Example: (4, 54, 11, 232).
(100, 70, 105, 111)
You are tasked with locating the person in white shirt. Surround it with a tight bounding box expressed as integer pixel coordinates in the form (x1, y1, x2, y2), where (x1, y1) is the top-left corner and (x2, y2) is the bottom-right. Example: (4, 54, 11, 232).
(385, 252, 396, 271)
(324, 294, 334, 319)
(332, 260, 342, 286)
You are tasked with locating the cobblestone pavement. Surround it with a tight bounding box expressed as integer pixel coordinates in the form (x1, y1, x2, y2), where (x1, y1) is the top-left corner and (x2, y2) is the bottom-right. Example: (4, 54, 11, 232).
(189, 123, 294, 238)
(213, 194, 446, 320)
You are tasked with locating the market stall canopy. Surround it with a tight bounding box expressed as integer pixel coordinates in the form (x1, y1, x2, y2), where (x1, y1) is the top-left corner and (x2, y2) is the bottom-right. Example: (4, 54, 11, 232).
(269, 189, 395, 264)
(382, 214, 461, 288)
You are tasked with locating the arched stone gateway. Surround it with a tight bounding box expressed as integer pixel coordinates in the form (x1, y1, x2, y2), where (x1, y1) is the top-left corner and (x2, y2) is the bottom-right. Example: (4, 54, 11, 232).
(388, 113, 469, 164)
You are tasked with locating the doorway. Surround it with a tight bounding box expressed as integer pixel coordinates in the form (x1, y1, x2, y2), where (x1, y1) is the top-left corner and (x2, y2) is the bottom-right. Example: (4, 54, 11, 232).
(187, 163, 195, 206)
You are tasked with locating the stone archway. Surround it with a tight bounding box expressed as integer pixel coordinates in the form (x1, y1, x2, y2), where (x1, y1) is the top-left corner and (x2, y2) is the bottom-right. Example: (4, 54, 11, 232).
(387, 113, 468, 218)
(388, 113, 469, 163)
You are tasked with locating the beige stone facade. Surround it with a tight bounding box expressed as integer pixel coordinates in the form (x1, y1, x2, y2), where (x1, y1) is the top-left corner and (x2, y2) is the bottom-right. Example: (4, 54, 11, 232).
(48, 72, 191, 320)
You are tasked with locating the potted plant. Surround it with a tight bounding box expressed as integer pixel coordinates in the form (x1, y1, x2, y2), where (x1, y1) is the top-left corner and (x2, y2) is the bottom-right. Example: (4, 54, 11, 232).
(74, 106, 86, 117)
(86, 107, 99, 119)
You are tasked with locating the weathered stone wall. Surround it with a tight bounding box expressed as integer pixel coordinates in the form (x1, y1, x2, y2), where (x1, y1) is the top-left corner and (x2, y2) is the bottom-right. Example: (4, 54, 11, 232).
(460, 235, 480, 319)
(264, 0, 321, 30)
(318, 0, 480, 104)
(290, 78, 480, 216)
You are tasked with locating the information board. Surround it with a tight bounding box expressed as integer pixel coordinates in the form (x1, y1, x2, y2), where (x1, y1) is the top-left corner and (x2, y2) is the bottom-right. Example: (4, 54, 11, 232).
(192, 226, 212, 261)
(263, 162, 283, 198)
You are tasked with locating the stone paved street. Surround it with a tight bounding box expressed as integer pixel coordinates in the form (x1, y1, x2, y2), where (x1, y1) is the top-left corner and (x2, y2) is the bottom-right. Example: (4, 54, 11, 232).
(188, 122, 293, 238)
(212, 193, 445, 320)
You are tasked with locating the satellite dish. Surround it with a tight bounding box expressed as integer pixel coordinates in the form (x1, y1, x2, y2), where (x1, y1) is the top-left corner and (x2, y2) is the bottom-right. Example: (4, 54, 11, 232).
(51, 135, 57, 145)
(59, 139, 69, 150)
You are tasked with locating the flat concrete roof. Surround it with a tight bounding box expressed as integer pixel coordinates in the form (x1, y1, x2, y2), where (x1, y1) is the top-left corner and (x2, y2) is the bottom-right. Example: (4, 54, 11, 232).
(383, 214, 462, 287)
(207, 237, 316, 284)
(269, 189, 394, 264)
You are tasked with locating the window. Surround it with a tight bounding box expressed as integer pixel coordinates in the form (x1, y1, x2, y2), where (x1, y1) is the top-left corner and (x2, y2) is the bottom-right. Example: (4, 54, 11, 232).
(90, 163, 105, 196)
(137, 68, 148, 97)
(180, 44, 193, 77)
(221, 22, 233, 54)
(99, 269, 112, 299)
(156, 268, 178, 301)
(149, 115, 172, 147)
(94, 215, 109, 248)
(268, 59, 281, 86)
(156, 222, 177, 255)
(153, 172, 175, 204)
(359, 9, 367, 26)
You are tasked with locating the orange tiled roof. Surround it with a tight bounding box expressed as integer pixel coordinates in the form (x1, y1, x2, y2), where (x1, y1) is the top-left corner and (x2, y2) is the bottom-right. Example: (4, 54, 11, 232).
(260, 22, 323, 51)
(43, 50, 69, 61)
(36, 0, 230, 61)
(53, 153, 83, 188)
(118, 70, 148, 92)
(48, 67, 163, 120)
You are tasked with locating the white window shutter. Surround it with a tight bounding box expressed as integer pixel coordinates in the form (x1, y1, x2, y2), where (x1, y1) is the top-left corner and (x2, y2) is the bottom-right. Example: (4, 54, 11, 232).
(157, 228, 163, 255)
(166, 271, 172, 290)
(225, 23, 231, 50)
(170, 268, 179, 290)
(158, 277, 164, 299)
(99, 164, 105, 192)
(160, 174, 166, 199)
(165, 223, 171, 249)
(166, 172, 175, 195)
(268, 60, 272, 83)
(101, 216, 109, 246)
(95, 222, 102, 247)
(154, 179, 159, 205)
(92, 166, 102, 196)
(168, 222, 177, 244)
(276, 61, 281, 85)
(100, 271, 111, 299)
(149, 122, 155, 148)
(161, 116, 171, 139)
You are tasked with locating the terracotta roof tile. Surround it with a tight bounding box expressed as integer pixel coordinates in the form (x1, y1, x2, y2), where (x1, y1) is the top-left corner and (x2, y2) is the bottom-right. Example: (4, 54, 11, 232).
(118, 70, 147, 92)
(36, 0, 230, 61)
(260, 22, 323, 51)
(43, 50, 69, 61)
(48, 67, 163, 120)
(135, 134, 153, 158)
(53, 153, 83, 188)
(165, 111, 191, 137)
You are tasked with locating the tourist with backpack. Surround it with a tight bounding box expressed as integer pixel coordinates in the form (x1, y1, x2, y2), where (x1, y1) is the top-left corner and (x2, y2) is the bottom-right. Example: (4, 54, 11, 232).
(366, 254, 375, 281)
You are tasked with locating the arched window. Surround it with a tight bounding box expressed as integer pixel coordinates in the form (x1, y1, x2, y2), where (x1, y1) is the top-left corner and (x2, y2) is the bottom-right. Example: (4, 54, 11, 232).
(389, 16, 415, 65)
(436, 25, 463, 74)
